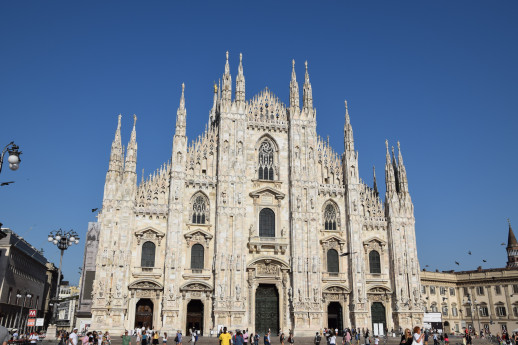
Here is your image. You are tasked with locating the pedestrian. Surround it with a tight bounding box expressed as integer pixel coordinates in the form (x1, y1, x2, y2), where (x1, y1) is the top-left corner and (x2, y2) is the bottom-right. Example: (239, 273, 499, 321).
(188, 331, 197, 345)
(316, 332, 322, 345)
(400, 329, 412, 345)
(444, 334, 449, 345)
(69, 328, 79, 345)
(288, 333, 294, 345)
(0, 314, 10, 345)
(235, 331, 244, 345)
(163, 333, 168, 345)
(143, 331, 148, 345)
(82, 332, 90, 345)
(374, 336, 379, 345)
(424, 332, 429, 345)
(29, 332, 38, 344)
(330, 332, 336, 345)
(280, 333, 285, 345)
(244, 331, 249, 345)
(413, 327, 424, 345)
(122, 331, 132, 345)
(254, 333, 259, 345)
(219, 327, 232, 345)
(153, 332, 160, 345)
(136, 331, 141, 345)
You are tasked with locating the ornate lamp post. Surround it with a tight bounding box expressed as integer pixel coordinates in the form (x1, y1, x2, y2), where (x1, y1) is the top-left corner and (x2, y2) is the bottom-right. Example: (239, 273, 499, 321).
(0, 141, 22, 173)
(47, 229, 80, 323)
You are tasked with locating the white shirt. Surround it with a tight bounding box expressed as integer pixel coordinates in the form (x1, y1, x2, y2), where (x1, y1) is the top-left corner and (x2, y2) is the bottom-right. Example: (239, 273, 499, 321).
(330, 336, 337, 345)
(69, 332, 78, 345)
(413, 334, 423, 345)
(30, 334, 39, 344)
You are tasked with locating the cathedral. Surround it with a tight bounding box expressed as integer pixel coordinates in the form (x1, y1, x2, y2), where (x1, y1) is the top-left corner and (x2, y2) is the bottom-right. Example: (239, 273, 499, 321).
(87, 52, 424, 336)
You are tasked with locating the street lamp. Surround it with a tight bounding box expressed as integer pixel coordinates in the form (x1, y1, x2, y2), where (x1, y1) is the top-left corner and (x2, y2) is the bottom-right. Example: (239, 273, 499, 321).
(0, 141, 22, 173)
(47, 229, 80, 324)
(17, 291, 31, 333)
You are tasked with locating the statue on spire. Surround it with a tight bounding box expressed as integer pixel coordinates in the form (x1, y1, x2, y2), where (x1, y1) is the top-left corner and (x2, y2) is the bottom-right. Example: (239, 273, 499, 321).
(290, 59, 299, 110)
(302, 60, 313, 112)
(235, 52, 245, 104)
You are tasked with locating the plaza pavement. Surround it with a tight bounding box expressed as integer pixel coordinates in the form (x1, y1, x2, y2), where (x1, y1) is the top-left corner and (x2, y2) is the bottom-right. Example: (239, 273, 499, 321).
(41, 335, 494, 345)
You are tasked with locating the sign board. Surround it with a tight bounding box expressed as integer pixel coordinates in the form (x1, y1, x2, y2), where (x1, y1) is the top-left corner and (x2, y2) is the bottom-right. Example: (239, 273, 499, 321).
(27, 318, 35, 327)
(28, 309, 37, 317)
(35, 318, 44, 327)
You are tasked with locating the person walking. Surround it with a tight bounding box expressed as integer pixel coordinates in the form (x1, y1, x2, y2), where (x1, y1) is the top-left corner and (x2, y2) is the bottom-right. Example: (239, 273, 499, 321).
(400, 329, 412, 345)
(287, 333, 294, 345)
(219, 327, 232, 345)
(68, 329, 79, 345)
(280, 333, 285, 345)
(315, 332, 322, 345)
(329, 332, 336, 345)
(188, 331, 197, 345)
(254, 333, 259, 345)
(122, 331, 132, 345)
(412, 327, 424, 345)
(163, 333, 168, 345)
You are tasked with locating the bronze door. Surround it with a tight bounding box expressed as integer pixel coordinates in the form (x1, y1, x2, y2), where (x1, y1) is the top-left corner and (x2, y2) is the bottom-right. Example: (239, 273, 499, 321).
(255, 284, 279, 335)
(186, 300, 204, 335)
(135, 299, 153, 329)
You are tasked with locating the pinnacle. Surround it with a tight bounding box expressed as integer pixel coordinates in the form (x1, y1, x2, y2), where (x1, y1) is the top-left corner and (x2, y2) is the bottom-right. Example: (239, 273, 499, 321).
(508, 220, 518, 247)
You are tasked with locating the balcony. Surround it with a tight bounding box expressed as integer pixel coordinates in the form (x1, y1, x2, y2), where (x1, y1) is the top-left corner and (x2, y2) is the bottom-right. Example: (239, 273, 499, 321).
(248, 236, 289, 254)
(322, 272, 347, 282)
(132, 266, 163, 279)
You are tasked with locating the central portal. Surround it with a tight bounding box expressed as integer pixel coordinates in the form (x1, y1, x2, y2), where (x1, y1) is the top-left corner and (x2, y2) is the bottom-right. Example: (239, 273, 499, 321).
(255, 284, 279, 335)
(327, 302, 343, 333)
(186, 300, 204, 335)
(371, 302, 386, 336)
(135, 298, 153, 329)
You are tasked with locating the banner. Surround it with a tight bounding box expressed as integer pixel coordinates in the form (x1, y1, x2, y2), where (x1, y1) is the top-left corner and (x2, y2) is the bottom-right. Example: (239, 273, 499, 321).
(35, 318, 44, 327)
(27, 319, 35, 327)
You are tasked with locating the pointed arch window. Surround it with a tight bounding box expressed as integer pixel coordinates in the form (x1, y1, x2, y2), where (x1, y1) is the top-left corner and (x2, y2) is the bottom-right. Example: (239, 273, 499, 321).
(258, 140, 275, 180)
(191, 193, 209, 224)
(191, 244, 204, 270)
(369, 250, 381, 274)
(327, 249, 339, 273)
(259, 208, 275, 237)
(141, 241, 156, 267)
(324, 203, 338, 230)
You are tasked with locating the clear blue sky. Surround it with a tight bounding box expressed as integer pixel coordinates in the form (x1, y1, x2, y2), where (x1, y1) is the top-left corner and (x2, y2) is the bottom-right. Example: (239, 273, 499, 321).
(1, 1, 517, 285)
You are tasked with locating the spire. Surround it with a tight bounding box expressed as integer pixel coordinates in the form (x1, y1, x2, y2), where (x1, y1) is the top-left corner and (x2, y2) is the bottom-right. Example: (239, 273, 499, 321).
(344, 100, 354, 152)
(235, 53, 245, 105)
(385, 140, 397, 196)
(124, 114, 138, 174)
(222, 51, 232, 104)
(108, 114, 123, 173)
(391, 145, 400, 193)
(508, 219, 518, 248)
(507, 219, 518, 268)
(289, 59, 300, 109)
(397, 141, 409, 194)
(302, 61, 313, 112)
(175, 83, 186, 136)
(373, 165, 379, 196)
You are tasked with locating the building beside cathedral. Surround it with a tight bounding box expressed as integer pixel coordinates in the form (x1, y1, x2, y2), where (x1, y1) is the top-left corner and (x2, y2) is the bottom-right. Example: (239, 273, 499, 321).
(84, 52, 426, 336)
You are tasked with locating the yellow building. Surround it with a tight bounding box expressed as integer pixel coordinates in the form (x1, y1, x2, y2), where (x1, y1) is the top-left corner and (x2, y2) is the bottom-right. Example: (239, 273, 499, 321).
(420, 223, 518, 335)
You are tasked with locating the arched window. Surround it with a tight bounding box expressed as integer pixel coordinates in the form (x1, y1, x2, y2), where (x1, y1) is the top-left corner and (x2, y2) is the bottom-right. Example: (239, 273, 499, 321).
(258, 140, 275, 180)
(191, 244, 204, 270)
(324, 204, 337, 230)
(369, 250, 381, 274)
(259, 208, 275, 237)
(327, 249, 339, 273)
(191, 194, 208, 224)
(141, 241, 156, 267)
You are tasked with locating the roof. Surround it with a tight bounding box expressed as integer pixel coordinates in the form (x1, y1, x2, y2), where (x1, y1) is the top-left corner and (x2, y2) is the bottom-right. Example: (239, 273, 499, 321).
(0, 228, 48, 266)
(508, 222, 518, 248)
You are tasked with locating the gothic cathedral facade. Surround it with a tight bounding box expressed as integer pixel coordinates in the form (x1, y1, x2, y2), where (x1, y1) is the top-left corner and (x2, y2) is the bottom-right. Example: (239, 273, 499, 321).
(89, 53, 423, 335)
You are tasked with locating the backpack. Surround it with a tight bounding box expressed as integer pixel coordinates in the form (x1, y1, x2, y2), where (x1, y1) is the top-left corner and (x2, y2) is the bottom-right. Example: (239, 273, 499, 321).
(264, 335, 268, 343)
(174, 335, 179, 342)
